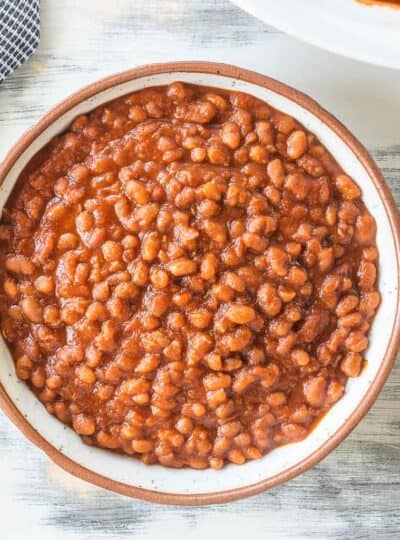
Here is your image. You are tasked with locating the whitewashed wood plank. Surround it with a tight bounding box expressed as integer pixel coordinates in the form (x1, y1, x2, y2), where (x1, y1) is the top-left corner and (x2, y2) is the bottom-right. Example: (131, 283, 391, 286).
(0, 1, 399, 539)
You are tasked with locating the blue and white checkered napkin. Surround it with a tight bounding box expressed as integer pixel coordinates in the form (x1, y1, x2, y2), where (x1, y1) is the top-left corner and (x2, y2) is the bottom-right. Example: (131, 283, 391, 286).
(0, 0, 40, 82)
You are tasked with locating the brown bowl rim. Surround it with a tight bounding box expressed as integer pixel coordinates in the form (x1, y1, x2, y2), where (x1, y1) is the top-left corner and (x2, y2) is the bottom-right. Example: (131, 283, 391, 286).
(0, 61, 399, 506)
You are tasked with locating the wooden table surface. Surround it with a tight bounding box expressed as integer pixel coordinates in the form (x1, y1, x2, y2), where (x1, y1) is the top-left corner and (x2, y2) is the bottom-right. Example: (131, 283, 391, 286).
(0, 1, 399, 538)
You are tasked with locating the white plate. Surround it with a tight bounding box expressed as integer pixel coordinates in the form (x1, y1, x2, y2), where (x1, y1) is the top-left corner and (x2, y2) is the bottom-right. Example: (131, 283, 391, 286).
(231, 0, 400, 69)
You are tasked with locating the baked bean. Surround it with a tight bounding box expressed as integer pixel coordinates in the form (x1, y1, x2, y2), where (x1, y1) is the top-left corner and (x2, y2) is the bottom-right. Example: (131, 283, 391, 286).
(359, 291, 380, 317)
(102, 241, 122, 261)
(255, 120, 273, 145)
(325, 205, 337, 226)
(336, 294, 359, 317)
(203, 373, 232, 391)
(338, 312, 362, 328)
(303, 376, 327, 407)
(285, 173, 310, 200)
(273, 111, 296, 134)
(355, 214, 376, 245)
(212, 283, 234, 303)
(221, 121, 241, 149)
(43, 305, 60, 326)
(335, 174, 361, 200)
(20, 297, 43, 323)
(200, 253, 217, 281)
(133, 392, 150, 405)
(136, 353, 160, 374)
(228, 449, 246, 465)
(345, 332, 369, 353)
(171, 291, 191, 308)
(146, 101, 164, 118)
(291, 348, 310, 366)
(31, 366, 46, 388)
(257, 283, 282, 317)
(132, 439, 154, 453)
(191, 403, 207, 417)
(168, 258, 197, 276)
(206, 387, 226, 408)
(267, 158, 285, 188)
(182, 135, 204, 150)
(122, 234, 139, 250)
(204, 352, 221, 371)
(141, 232, 161, 262)
(267, 246, 289, 276)
(278, 285, 296, 303)
(221, 273, 243, 295)
(363, 247, 378, 262)
(249, 144, 268, 164)
(209, 457, 224, 469)
(86, 301, 108, 321)
(46, 375, 63, 390)
(129, 105, 147, 122)
(202, 219, 227, 243)
(267, 392, 287, 407)
(288, 266, 308, 286)
(175, 100, 216, 123)
(15, 354, 33, 380)
(225, 304, 256, 324)
(191, 147, 207, 162)
(148, 292, 170, 317)
(92, 281, 110, 302)
(222, 326, 252, 352)
(205, 93, 228, 111)
(188, 308, 212, 329)
(97, 431, 119, 450)
(175, 417, 193, 435)
(149, 268, 168, 289)
(325, 380, 344, 406)
(34, 275, 54, 294)
(358, 260, 376, 290)
(73, 414, 96, 435)
(341, 352, 363, 377)
(76, 365, 96, 384)
(114, 282, 138, 299)
(287, 130, 307, 160)
(0, 81, 378, 470)
(5, 255, 35, 275)
(3, 278, 18, 299)
(274, 423, 307, 445)
(54, 402, 71, 423)
(242, 232, 266, 252)
(131, 260, 149, 286)
(223, 357, 243, 371)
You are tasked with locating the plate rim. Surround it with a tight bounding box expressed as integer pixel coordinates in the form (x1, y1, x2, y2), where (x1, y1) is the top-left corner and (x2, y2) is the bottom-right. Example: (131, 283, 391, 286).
(230, 0, 400, 70)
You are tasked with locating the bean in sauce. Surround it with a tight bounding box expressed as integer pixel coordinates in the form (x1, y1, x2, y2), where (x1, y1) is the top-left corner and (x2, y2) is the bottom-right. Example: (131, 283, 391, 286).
(0, 82, 380, 469)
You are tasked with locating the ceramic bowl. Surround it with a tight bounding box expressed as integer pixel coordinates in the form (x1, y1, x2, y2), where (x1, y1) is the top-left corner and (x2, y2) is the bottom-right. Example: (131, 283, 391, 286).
(0, 62, 399, 505)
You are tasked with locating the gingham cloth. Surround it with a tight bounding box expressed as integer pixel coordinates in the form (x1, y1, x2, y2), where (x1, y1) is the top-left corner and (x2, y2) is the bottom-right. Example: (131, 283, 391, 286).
(0, 0, 40, 82)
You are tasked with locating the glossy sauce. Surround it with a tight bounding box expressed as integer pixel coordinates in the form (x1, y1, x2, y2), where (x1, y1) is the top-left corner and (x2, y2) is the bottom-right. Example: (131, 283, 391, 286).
(0, 82, 380, 469)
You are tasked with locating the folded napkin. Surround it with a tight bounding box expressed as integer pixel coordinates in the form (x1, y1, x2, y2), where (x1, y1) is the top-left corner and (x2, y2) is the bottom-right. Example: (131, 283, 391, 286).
(0, 0, 40, 82)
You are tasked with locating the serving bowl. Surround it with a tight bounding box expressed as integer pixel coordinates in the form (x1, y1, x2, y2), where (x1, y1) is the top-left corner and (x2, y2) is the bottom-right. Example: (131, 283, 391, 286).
(0, 62, 399, 505)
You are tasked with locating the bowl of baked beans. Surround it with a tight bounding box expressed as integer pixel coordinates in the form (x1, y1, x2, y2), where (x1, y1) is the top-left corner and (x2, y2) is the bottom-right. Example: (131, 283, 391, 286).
(0, 62, 399, 505)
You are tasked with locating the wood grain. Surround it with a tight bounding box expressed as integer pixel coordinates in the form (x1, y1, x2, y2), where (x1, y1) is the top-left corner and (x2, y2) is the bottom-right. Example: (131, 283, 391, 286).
(0, 1, 399, 538)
